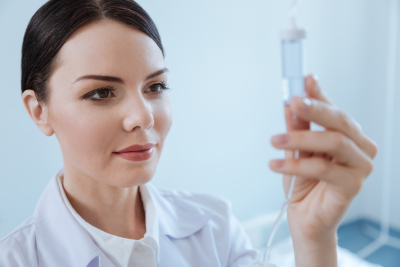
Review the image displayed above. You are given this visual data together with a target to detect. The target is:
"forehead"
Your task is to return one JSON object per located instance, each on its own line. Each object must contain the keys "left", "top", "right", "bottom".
{"left": 52, "top": 19, "right": 165, "bottom": 84}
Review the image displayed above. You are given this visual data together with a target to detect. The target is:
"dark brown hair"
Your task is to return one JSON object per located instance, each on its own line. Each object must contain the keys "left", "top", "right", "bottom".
{"left": 21, "top": 0, "right": 164, "bottom": 104}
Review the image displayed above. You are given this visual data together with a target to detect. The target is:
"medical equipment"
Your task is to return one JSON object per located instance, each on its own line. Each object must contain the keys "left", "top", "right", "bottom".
{"left": 252, "top": 1, "right": 306, "bottom": 266}
{"left": 281, "top": 21, "right": 306, "bottom": 105}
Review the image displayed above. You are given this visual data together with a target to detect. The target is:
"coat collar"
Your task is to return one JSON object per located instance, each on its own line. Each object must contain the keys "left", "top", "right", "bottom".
{"left": 146, "top": 183, "right": 211, "bottom": 239}
{"left": 33, "top": 168, "right": 99, "bottom": 267}
{"left": 33, "top": 168, "right": 211, "bottom": 267}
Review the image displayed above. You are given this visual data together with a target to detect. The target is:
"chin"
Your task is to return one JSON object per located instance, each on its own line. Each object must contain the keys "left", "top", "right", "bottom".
{"left": 101, "top": 157, "right": 158, "bottom": 188}
{"left": 105, "top": 172, "right": 154, "bottom": 188}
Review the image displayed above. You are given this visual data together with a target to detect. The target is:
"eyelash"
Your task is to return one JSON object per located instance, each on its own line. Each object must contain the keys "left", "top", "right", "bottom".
{"left": 83, "top": 82, "right": 170, "bottom": 102}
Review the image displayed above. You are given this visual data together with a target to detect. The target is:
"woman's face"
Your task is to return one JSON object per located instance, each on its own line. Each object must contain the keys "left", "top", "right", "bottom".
{"left": 43, "top": 19, "right": 172, "bottom": 187}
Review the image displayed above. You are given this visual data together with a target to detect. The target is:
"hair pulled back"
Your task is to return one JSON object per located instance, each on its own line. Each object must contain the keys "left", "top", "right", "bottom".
{"left": 22, "top": 0, "right": 164, "bottom": 104}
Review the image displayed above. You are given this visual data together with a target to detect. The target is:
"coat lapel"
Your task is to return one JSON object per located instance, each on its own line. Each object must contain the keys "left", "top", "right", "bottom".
{"left": 147, "top": 183, "right": 212, "bottom": 267}
{"left": 33, "top": 168, "right": 105, "bottom": 267}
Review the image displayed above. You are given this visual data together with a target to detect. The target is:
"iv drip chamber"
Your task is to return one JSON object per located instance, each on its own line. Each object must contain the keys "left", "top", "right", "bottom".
{"left": 280, "top": 24, "right": 306, "bottom": 105}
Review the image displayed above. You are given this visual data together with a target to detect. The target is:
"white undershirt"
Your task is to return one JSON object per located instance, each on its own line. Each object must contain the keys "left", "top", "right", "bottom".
{"left": 57, "top": 173, "right": 159, "bottom": 267}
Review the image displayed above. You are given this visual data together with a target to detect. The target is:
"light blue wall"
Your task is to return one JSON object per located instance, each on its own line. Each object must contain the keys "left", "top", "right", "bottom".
{"left": 359, "top": 0, "right": 400, "bottom": 229}
{"left": 0, "top": 0, "right": 394, "bottom": 238}
{"left": 0, "top": 0, "right": 66, "bottom": 237}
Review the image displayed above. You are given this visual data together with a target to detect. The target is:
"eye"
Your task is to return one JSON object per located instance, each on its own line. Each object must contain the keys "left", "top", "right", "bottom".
{"left": 84, "top": 86, "right": 116, "bottom": 101}
{"left": 145, "top": 82, "right": 170, "bottom": 94}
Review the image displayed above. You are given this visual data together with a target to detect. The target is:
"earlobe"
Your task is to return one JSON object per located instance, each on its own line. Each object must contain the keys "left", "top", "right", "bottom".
{"left": 22, "top": 89, "right": 55, "bottom": 136}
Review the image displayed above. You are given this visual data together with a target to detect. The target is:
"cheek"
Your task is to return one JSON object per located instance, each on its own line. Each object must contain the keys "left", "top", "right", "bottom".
{"left": 154, "top": 96, "right": 172, "bottom": 144}
{"left": 52, "top": 102, "right": 119, "bottom": 166}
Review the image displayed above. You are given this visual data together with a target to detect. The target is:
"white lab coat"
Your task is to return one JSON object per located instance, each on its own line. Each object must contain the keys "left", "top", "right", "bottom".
{"left": 0, "top": 168, "right": 261, "bottom": 267}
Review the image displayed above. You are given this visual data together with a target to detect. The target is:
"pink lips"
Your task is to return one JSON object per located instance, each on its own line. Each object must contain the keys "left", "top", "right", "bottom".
{"left": 113, "top": 143, "right": 155, "bottom": 161}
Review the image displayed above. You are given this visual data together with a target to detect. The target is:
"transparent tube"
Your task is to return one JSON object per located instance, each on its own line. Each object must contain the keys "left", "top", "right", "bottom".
{"left": 261, "top": 33, "right": 306, "bottom": 266}
{"left": 263, "top": 151, "right": 298, "bottom": 264}
{"left": 282, "top": 39, "right": 305, "bottom": 106}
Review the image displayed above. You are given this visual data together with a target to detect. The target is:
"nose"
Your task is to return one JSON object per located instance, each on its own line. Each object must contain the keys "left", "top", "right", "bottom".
{"left": 122, "top": 93, "right": 154, "bottom": 132}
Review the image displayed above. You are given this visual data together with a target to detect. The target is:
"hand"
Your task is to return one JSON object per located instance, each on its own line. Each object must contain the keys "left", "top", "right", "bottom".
{"left": 269, "top": 75, "right": 378, "bottom": 266}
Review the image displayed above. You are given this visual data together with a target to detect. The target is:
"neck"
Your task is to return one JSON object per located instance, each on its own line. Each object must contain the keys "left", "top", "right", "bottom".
{"left": 61, "top": 169, "right": 146, "bottom": 240}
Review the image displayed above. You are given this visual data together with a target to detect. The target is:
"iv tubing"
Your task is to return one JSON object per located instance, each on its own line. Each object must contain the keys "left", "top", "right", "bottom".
{"left": 262, "top": 0, "right": 305, "bottom": 263}
{"left": 289, "top": 0, "right": 303, "bottom": 19}
{"left": 263, "top": 149, "right": 299, "bottom": 263}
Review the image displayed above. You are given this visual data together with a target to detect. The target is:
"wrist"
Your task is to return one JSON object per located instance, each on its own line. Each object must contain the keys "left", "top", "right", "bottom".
{"left": 291, "top": 232, "right": 338, "bottom": 267}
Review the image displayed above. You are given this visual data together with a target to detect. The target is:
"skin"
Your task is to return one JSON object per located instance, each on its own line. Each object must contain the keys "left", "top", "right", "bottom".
{"left": 21, "top": 19, "right": 377, "bottom": 265}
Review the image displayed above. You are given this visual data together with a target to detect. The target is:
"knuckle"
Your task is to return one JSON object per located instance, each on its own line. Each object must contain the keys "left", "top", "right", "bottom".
{"left": 351, "top": 177, "right": 364, "bottom": 195}
{"left": 331, "top": 132, "right": 347, "bottom": 150}
{"left": 365, "top": 159, "right": 374, "bottom": 176}
{"left": 361, "top": 136, "right": 378, "bottom": 159}
{"left": 354, "top": 121, "right": 363, "bottom": 132}
{"left": 338, "top": 111, "right": 351, "bottom": 129}
{"left": 370, "top": 140, "right": 378, "bottom": 158}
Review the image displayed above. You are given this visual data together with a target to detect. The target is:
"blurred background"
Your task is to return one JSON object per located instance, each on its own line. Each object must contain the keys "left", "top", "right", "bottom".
{"left": 0, "top": 0, "right": 399, "bottom": 266}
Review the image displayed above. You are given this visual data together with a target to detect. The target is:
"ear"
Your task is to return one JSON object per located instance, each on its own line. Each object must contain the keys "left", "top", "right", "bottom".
{"left": 22, "top": 90, "right": 54, "bottom": 136}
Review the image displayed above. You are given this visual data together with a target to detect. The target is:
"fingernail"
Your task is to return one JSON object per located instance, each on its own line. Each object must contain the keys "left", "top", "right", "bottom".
{"left": 306, "top": 75, "right": 320, "bottom": 93}
{"left": 271, "top": 134, "right": 290, "bottom": 145}
{"left": 270, "top": 159, "right": 285, "bottom": 168}
{"left": 306, "top": 75, "right": 313, "bottom": 87}
{"left": 302, "top": 97, "right": 312, "bottom": 111}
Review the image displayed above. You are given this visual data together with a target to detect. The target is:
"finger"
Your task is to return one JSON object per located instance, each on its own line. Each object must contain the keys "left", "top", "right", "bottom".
{"left": 304, "top": 75, "right": 378, "bottom": 159}
{"left": 269, "top": 157, "right": 364, "bottom": 196}
{"left": 285, "top": 148, "right": 313, "bottom": 161}
{"left": 305, "top": 75, "right": 332, "bottom": 105}
{"left": 312, "top": 152, "right": 330, "bottom": 160}
{"left": 284, "top": 105, "right": 309, "bottom": 132}
{"left": 284, "top": 106, "right": 313, "bottom": 158}
{"left": 271, "top": 131, "right": 373, "bottom": 172}
{"left": 289, "top": 96, "right": 378, "bottom": 159}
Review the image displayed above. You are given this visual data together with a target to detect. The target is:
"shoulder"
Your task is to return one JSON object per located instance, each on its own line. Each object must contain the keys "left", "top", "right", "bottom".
{"left": 0, "top": 216, "right": 38, "bottom": 267}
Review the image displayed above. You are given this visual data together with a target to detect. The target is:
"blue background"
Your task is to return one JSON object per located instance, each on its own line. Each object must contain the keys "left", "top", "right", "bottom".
{"left": 1, "top": 0, "right": 399, "bottom": 238}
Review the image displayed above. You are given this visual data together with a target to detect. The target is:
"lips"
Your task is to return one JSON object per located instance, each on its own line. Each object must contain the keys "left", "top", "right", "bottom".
{"left": 114, "top": 143, "right": 155, "bottom": 153}
{"left": 113, "top": 143, "right": 155, "bottom": 162}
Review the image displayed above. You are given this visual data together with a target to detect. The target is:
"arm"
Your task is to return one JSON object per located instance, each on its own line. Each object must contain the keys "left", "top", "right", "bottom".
{"left": 291, "top": 229, "right": 338, "bottom": 267}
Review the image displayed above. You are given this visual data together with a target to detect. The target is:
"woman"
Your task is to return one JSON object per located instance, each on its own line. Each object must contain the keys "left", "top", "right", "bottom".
{"left": 0, "top": 0, "right": 377, "bottom": 266}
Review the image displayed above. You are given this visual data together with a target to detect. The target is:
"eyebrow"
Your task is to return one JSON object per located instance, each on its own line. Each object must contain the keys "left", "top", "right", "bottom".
{"left": 73, "top": 68, "right": 169, "bottom": 84}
